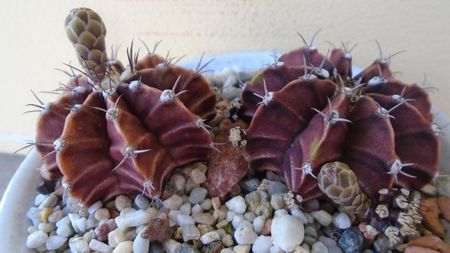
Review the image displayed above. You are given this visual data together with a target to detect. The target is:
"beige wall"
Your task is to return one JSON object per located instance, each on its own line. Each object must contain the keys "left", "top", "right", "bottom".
{"left": 1, "top": 0, "right": 450, "bottom": 153}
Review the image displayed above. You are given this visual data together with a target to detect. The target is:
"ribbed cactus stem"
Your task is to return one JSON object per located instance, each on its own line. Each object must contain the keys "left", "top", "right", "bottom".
{"left": 65, "top": 8, "right": 107, "bottom": 82}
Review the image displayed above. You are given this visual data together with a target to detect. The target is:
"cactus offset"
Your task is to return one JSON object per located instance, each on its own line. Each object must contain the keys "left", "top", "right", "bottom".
{"left": 241, "top": 37, "right": 440, "bottom": 200}
{"left": 33, "top": 8, "right": 216, "bottom": 204}
{"left": 318, "top": 162, "right": 370, "bottom": 217}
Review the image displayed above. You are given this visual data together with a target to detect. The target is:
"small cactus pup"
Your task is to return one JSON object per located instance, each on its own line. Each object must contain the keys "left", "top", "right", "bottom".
{"left": 241, "top": 35, "right": 440, "bottom": 200}
{"left": 32, "top": 7, "right": 216, "bottom": 204}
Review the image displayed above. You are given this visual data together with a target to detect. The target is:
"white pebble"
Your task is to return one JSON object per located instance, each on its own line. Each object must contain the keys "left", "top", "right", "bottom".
{"left": 232, "top": 214, "right": 245, "bottom": 229}
{"left": 39, "top": 194, "right": 58, "bottom": 208}
{"left": 48, "top": 210, "right": 65, "bottom": 223}
{"left": 180, "top": 202, "right": 191, "bottom": 215}
{"left": 56, "top": 216, "right": 70, "bottom": 228}
{"left": 333, "top": 212, "right": 351, "bottom": 229}
{"left": 244, "top": 212, "right": 256, "bottom": 222}
{"left": 311, "top": 210, "right": 332, "bottom": 227}
{"left": 88, "top": 201, "right": 103, "bottom": 214}
{"left": 234, "top": 245, "right": 251, "bottom": 253}
{"left": 163, "top": 194, "right": 183, "bottom": 210}
{"left": 222, "top": 234, "right": 234, "bottom": 247}
{"left": 272, "top": 214, "right": 305, "bottom": 252}
{"left": 26, "top": 207, "right": 41, "bottom": 226}
{"left": 201, "top": 198, "right": 213, "bottom": 210}
{"left": 252, "top": 235, "right": 272, "bottom": 253}
{"left": 177, "top": 214, "right": 195, "bottom": 226}
{"left": 234, "top": 226, "right": 258, "bottom": 244}
{"left": 86, "top": 217, "right": 98, "bottom": 230}
{"left": 290, "top": 209, "right": 308, "bottom": 224}
{"left": 190, "top": 168, "right": 207, "bottom": 184}
{"left": 95, "top": 208, "right": 111, "bottom": 221}
{"left": 72, "top": 217, "right": 87, "bottom": 234}
{"left": 38, "top": 222, "right": 56, "bottom": 233}
{"left": 108, "top": 229, "right": 125, "bottom": 248}
{"left": 113, "top": 241, "right": 132, "bottom": 253}
{"left": 115, "top": 209, "right": 151, "bottom": 230}
{"left": 274, "top": 209, "right": 288, "bottom": 218}
{"left": 225, "top": 196, "right": 246, "bottom": 214}
{"left": 115, "top": 195, "right": 132, "bottom": 211}
{"left": 45, "top": 235, "right": 66, "bottom": 250}
{"left": 56, "top": 224, "right": 74, "bottom": 238}
{"left": 221, "top": 248, "right": 234, "bottom": 253}
{"left": 226, "top": 211, "right": 236, "bottom": 222}
{"left": 182, "top": 224, "right": 201, "bottom": 242}
{"left": 293, "top": 245, "right": 310, "bottom": 253}
{"left": 69, "top": 237, "right": 90, "bottom": 253}
{"left": 133, "top": 230, "right": 149, "bottom": 253}
{"left": 89, "top": 239, "right": 112, "bottom": 253}
{"left": 191, "top": 204, "right": 203, "bottom": 214}
{"left": 27, "top": 226, "right": 37, "bottom": 234}
{"left": 164, "top": 239, "right": 181, "bottom": 253}
{"left": 26, "top": 230, "right": 48, "bottom": 249}
{"left": 34, "top": 194, "right": 47, "bottom": 206}
{"left": 253, "top": 215, "right": 266, "bottom": 234}
{"left": 200, "top": 231, "right": 221, "bottom": 244}
{"left": 270, "top": 245, "right": 284, "bottom": 253}
{"left": 171, "top": 174, "right": 186, "bottom": 192}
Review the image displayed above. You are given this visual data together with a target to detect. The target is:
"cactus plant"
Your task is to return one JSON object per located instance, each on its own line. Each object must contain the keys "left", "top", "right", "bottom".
{"left": 32, "top": 8, "right": 216, "bottom": 204}
{"left": 241, "top": 38, "right": 440, "bottom": 200}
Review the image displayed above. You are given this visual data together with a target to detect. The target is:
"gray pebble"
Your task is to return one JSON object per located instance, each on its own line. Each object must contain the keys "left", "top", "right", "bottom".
{"left": 134, "top": 195, "right": 150, "bottom": 210}
{"left": 190, "top": 187, "right": 208, "bottom": 204}
{"left": 312, "top": 241, "right": 328, "bottom": 253}
{"left": 305, "top": 225, "right": 318, "bottom": 238}
{"left": 338, "top": 227, "right": 363, "bottom": 253}
{"left": 270, "top": 194, "right": 284, "bottom": 210}
{"left": 267, "top": 181, "right": 288, "bottom": 196}
{"left": 303, "top": 235, "right": 317, "bottom": 245}
{"left": 241, "top": 178, "right": 260, "bottom": 192}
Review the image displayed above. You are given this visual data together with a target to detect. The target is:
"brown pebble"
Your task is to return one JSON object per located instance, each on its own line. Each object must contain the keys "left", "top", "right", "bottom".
{"left": 438, "top": 196, "right": 450, "bottom": 221}
{"left": 110, "top": 209, "right": 120, "bottom": 218}
{"left": 142, "top": 216, "right": 170, "bottom": 243}
{"left": 408, "top": 236, "right": 450, "bottom": 253}
{"left": 419, "top": 198, "right": 445, "bottom": 237}
{"left": 262, "top": 218, "right": 272, "bottom": 236}
{"left": 405, "top": 246, "right": 440, "bottom": 253}
{"left": 230, "top": 184, "right": 241, "bottom": 196}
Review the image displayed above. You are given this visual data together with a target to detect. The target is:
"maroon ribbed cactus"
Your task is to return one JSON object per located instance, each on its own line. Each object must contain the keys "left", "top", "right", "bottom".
{"left": 241, "top": 42, "right": 440, "bottom": 200}
{"left": 33, "top": 8, "right": 216, "bottom": 204}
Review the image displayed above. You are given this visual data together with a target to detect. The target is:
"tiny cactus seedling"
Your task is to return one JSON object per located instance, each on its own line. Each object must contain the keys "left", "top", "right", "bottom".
{"left": 32, "top": 8, "right": 216, "bottom": 204}
{"left": 241, "top": 36, "right": 440, "bottom": 200}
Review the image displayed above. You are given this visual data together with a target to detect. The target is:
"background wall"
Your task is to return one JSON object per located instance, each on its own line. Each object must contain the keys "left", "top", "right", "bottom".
{"left": 1, "top": 0, "right": 450, "bottom": 153}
